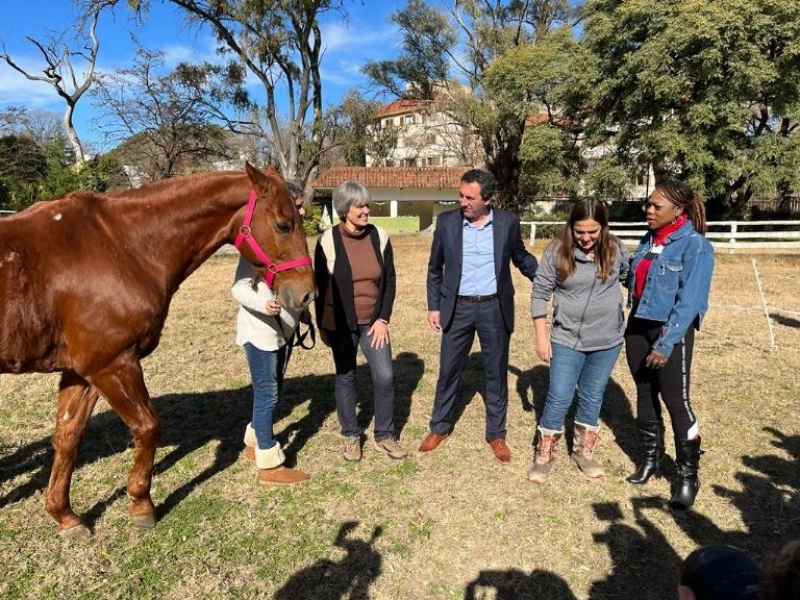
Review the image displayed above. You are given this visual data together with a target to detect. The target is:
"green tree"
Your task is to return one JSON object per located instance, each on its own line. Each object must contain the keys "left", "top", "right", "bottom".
{"left": 581, "top": 0, "right": 800, "bottom": 216}
{"left": 485, "top": 27, "right": 590, "bottom": 199}
{"left": 0, "top": 134, "right": 48, "bottom": 210}
{"left": 363, "top": 0, "right": 576, "bottom": 209}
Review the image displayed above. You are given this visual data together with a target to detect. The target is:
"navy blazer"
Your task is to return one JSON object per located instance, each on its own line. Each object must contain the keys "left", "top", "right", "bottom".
{"left": 426, "top": 207, "right": 538, "bottom": 333}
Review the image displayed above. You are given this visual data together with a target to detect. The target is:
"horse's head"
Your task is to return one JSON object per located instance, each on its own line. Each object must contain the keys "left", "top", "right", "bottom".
{"left": 235, "top": 163, "right": 316, "bottom": 311}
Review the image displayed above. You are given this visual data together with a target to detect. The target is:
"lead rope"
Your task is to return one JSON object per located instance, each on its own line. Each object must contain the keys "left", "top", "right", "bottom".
{"left": 273, "top": 311, "right": 316, "bottom": 378}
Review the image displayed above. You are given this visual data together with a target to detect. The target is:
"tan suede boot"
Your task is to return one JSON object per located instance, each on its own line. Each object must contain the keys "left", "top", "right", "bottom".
{"left": 258, "top": 466, "right": 310, "bottom": 485}
{"left": 570, "top": 422, "right": 604, "bottom": 479}
{"left": 528, "top": 427, "right": 563, "bottom": 483}
{"left": 255, "top": 443, "right": 309, "bottom": 485}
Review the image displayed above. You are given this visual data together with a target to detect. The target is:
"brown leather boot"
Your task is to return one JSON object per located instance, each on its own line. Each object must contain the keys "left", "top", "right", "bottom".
{"left": 528, "top": 427, "right": 563, "bottom": 483}
{"left": 570, "top": 422, "right": 604, "bottom": 479}
{"left": 258, "top": 465, "right": 309, "bottom": 485}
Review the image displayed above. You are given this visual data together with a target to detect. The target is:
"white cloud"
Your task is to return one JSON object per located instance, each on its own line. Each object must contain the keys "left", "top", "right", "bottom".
{"left": 0, "top": 58, "right": 78, "bottom": 110}
{"left": 320, "top": 20, "right": 400, "bottom": 58}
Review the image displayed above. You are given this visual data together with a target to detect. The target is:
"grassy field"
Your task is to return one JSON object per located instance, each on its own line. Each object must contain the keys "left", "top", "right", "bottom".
{"left": 1, "top": 235, "right": 799, "bottom": 600}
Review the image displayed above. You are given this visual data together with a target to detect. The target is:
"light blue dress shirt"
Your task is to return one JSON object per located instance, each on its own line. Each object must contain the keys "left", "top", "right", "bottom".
{"left": 459, "top": 210, "right": 497, "bottom": 296}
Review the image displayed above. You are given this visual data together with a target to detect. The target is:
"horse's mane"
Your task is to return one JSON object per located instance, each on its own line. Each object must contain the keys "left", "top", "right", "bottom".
{"left": 113, "top": 170, "right": 247, "bottom": 201}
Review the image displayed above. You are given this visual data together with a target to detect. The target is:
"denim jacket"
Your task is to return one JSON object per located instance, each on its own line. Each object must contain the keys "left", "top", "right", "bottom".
{"left": 626, "top": 220, "right": 714, "bottom": 358}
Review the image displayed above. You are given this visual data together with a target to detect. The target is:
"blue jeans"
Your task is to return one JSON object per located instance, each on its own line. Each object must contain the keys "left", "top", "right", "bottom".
{"left": 539, "top": 342, "right": 622, "bottom": 431}
{"left": 327, "top": 325, "right": 395, "bottom": 441}
{"left": 244, "top": 343, "right": 286, "bottom": 450}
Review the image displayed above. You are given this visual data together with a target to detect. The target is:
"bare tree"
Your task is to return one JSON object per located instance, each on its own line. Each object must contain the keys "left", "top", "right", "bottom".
{"left": 122, "top": 0, "right": 350, "bottom": 189}
{"left": 0, "top": 2, "right": 109, "bottom": 163}
{"left": 0, "top": 106, "right": 63, "bottom": 146}
{"left": 92, "top": 48, "right": 238, "bottom": 181}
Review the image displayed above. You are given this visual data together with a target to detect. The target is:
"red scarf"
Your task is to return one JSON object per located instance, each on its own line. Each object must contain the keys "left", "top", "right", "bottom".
{"left": 633, "top": 214, "right": 688, "bottom": 300}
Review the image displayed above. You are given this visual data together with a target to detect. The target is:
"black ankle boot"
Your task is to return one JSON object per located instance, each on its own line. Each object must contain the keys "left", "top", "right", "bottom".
{"left": 627, "top": 421, "right": 664, "bottom": 484}
{"left": 670, "top": 436, "right": 702, "bottom": 510}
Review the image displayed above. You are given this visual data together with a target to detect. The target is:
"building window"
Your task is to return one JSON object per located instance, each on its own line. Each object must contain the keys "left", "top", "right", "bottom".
{"left": 404, "top": 158, "right": 416, "bottom": 168}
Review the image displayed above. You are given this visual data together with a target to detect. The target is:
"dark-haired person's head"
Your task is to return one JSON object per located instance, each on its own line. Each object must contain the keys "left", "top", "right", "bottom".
{"left": 678, "top": 544, "right": 760, "bottom": 600}
{"left": 458, "top": 169, "right": 496, "bottom": 224}
{"left": 286, "top": 181, "right": 305, "bottom": 219}
{"left": 647, "top": 179, "right": 707, "bottom": 235}
{"left": 760, "top": 539, "right": 800, "bottom": 600}
{"left": 460, "top": 169, "right": 496, "bottom": 201}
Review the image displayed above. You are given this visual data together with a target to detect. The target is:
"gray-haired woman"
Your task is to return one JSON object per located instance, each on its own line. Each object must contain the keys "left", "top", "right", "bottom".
{"left": 314, "top": 180, "right": 408, "bottom": 462}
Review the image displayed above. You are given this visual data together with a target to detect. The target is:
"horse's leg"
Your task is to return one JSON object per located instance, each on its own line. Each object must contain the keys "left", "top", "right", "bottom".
{"left": 46, "top": 371, "right": 100, "bottom": 539}
{"left": 88, "top": 355, "right": 160, "bottom": 529}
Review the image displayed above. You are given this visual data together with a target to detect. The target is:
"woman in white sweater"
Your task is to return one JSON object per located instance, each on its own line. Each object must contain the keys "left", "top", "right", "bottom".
{"left": 231, "top": 183, "right": 309, "bottom": 485}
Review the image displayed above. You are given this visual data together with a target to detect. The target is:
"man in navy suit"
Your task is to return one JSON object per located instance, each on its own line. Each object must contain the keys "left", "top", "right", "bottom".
{"left": 421, "top": 169, "right": 538, "bottom": 463}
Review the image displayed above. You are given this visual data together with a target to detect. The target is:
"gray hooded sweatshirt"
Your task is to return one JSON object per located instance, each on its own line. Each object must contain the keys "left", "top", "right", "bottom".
{"left": 531, "top": 238, "right": 630, "bottom": 351}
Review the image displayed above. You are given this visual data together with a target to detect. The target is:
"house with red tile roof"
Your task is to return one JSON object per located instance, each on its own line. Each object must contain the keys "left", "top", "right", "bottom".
{"left": 312, "top": 166, "right": 471, "bottom": 231}
{"left": 311, "top": 98, "right": 655, "bottom": 232}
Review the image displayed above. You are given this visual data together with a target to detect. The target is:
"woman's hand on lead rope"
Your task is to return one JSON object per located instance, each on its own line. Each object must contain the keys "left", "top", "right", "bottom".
{"left": 369, "top": 319, "right": 389, "bottom": 349}
{"left": 265, "top": 299, "right": 282, "bottom": 316}
{"left": 645, "top": 348, "right": 668, "bottom": 369}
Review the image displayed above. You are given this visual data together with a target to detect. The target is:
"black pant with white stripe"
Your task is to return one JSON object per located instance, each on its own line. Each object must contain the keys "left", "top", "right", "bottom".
{"left": 624, "top": 316, "right": 698, "bottom": 440}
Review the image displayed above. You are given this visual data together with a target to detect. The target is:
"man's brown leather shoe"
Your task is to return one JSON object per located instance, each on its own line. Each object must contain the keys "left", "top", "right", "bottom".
{"left": 419, "top": 432, "right": 449, "bottom": 453}
{"left": 489, "top": 438, "right": 511, "bottom": 463}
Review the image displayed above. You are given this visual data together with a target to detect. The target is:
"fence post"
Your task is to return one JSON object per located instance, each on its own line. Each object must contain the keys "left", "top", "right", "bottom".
{"left": 529, "top": 223, "right": 537, "bottom": 246}
{"left": 728, "top": 222, "right": 737, "bottom": 254}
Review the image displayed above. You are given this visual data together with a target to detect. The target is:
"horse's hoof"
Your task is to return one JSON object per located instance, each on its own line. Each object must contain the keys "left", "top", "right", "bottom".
{"left": 131, "top": 512, "right": 156, "bottom": 529}
{"left": 58, "top": 524, "right": 91, "bottom": 541}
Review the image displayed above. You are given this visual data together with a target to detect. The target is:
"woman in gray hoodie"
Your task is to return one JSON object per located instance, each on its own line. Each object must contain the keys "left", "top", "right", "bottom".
{"left": 528, "top": 198, "right": 630, "bottom": 483}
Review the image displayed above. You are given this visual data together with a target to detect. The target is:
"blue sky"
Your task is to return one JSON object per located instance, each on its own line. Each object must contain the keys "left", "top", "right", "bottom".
{"left": 0, "top": 0, "right": 406, "bottom": 151}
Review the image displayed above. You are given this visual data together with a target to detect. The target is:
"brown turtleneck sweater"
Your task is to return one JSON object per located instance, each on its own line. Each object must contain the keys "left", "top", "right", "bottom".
{"left": 340, "top": 224, "right": 381, "bottom": 324}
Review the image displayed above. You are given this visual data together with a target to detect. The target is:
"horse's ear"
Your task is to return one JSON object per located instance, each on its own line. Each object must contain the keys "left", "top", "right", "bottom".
{"left": 245, "top": 162, "right": 271, "bottom": 193}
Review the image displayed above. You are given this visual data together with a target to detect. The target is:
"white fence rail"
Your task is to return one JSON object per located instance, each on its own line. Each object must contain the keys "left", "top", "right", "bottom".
{"left": 522, "top": 220, "right": 800, "bottom": 252}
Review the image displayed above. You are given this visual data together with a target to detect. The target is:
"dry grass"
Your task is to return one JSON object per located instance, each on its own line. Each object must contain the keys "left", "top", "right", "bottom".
{"left": 1, "top": 235, "right": 799, "bottom": 600}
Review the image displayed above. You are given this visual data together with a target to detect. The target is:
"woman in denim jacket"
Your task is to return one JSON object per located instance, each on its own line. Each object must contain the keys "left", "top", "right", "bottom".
{"left": 625, "top": 180, "right": 714, "bottom": 510}
{"left": 528, "top": 198, "right": 630, "bottom": 483}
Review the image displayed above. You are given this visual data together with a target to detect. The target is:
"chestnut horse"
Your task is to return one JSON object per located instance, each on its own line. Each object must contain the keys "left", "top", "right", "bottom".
{"left": 0, "top": 163, "right": 315, "bottom": 538}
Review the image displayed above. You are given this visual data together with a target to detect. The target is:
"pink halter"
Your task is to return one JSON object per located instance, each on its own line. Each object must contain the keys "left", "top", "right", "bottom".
{"left": 234, "top": 190, "right": 312, "bottom": 288}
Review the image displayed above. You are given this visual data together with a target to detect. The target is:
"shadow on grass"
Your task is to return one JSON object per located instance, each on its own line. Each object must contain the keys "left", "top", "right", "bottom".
{"left": 770, "top": 311, "right": 800, "bottom": 328}
{"left": 586, "top": 427, "right": 800, "bottom": 598}
{"left": 510, "top": 363, "right": 638, "bottom": 461}
{"left": 668, "top": 426, "right": 800, "bottom": 559}
{"left": 0, "top": 374, "right": 331, "bottom": 526}
{"left": 588, "top": 498, "right": 682, "bottom": 600}
{"left": 0, "top": 352, "right": 424, "bottom": 529}
{"left": 337, "top": 350, "right": 424, "bottom": 439}
{"left": 273, "top": 520, "right": 382, "bottom": 600}
{"left": 434, "top": 352, "right": 495, "bottom": 437}
{"left": 464, "top": 568, "right": 578, "bottom": 599}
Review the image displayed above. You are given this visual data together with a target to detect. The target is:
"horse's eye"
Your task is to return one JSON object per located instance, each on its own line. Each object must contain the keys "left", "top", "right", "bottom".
{"left": 276, "top": 222, "right": 291, "bottom": 234}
